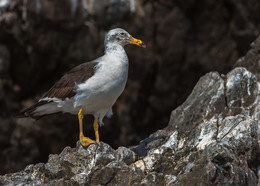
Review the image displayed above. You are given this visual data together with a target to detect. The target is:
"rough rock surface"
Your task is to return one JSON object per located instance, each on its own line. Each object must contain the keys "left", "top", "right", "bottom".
{"left": 1, "top": 0, "right": 260, "bottom": 176}
{"left": 1, "top": 65, "right": 259, "bottom": 185}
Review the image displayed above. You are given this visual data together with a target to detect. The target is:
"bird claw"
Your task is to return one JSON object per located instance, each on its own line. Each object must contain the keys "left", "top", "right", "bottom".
{"left": 80, "top": 136, "right": 97, "bottom": 147}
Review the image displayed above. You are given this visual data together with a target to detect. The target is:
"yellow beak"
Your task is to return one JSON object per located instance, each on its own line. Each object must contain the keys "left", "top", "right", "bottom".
{"left": 129, "top": 37, "right": 146, "bottom": 48}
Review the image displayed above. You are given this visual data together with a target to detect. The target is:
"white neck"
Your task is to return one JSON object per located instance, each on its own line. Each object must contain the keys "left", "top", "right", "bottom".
{"left": 104, "top": 43, "right": 128, "bottom": 64}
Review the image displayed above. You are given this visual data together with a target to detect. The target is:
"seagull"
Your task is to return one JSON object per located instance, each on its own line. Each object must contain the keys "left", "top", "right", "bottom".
{"left": 17, "top": 28, "right": 146, "bottom": 146}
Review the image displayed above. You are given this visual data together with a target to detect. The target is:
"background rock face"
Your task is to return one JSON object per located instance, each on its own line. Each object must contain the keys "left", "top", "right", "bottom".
{"left": 0, "top": 0, "right": 260, "bottom": 176}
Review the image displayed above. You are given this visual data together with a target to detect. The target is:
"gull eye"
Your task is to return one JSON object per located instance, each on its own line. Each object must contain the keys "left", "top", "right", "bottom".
{"left": 120, "top": 32, "right": 125, "bottom": 36}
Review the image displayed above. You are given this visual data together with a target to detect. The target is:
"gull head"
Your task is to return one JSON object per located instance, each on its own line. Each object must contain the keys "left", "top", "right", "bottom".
{"left": 104, "top": 28, "right": 146, "bottom": 48}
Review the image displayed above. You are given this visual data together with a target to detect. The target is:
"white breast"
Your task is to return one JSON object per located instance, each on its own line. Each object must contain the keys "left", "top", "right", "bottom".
{"left": 74, "top": 46, "right": 129, "bottom": 115}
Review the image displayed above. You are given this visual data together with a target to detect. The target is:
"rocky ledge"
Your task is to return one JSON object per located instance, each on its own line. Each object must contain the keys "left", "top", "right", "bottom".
{"left": 0, "top": 65, "right": 259, "bottom": 185}
{"left": 1, "top": 40, "right": 260, "bottom": 185}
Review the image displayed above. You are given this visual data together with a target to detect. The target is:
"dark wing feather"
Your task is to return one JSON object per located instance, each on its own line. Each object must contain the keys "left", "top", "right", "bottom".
{"left": 16, "top": 61, "right": 98, "bottom": 119}
{"left": 43, "top": 61, "right": 98, "bottom": 100}
{"left": 15, "top": 101, "right": 50, "bottom": 119}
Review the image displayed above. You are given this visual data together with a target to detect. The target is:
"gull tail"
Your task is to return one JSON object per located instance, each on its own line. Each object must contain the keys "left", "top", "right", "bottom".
{"left": 15, "top": 101, "right": 58, "bottom": 119}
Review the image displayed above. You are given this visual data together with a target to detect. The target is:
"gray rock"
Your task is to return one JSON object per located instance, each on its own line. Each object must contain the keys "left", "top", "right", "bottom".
{"left": 116, "top": 146, "right": 137, "bottom": 165}
{"left": 1, "top": 66, "right": 259, "bottom": 185}
{"left": 1, "top": 0, "right": 260, "bottom": 175}
{"left": 0, "top": 0, "right": 260, "bottom": 184}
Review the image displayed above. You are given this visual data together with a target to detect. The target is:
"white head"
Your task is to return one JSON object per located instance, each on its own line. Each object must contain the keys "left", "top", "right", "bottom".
{"left": 104, "top": 28, "right": 146, "bottom": 49}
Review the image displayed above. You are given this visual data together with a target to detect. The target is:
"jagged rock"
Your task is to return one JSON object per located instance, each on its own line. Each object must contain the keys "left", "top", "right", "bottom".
{"left": 234, "top": 36, "right": 260, "bottom": 80}
{"left": 0, "top": 142, "right": 142, "bottom": 185}
{"left": 1, "top": 66, "right": 259, "bottom": 185}
{"left": 1, "top": 0, "right": 260, "bottom": 177}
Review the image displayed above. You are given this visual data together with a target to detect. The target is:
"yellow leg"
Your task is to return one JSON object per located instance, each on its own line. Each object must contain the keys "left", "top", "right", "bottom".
{"left": 78, "top": 108, "right": 95, "bottom": 146}
{"left": 93, "top": 118, "right": 100, "bottom": 142}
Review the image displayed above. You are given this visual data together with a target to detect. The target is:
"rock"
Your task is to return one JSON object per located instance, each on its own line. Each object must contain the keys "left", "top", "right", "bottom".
{"left": 0, "top": 44, "right": 10, "bottom": 78}
{"left": 116, "top": 146, "right": 137, "bottom": 165}
{"left": 234, "top": 36, "right": 260, "bottom": 80}
{"left": 1, "top": 0, "right": 260, "bottom": 178}
{"left": 26, "top": 0, "right": 87, "bottom": 28}
{"left": 0, "top": 142, "right": 140, "bottom": 185}
{"left": 1, "top": 66, "right": 259, "bottom": 185}
{"left": 0, "top": 0, "right": 10, "bottom": 9}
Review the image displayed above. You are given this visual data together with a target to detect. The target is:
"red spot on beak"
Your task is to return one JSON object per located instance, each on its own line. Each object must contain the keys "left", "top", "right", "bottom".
{"left": 141, "top": 42, "right": 146, "bottom": 48}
